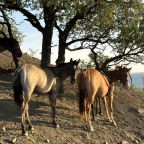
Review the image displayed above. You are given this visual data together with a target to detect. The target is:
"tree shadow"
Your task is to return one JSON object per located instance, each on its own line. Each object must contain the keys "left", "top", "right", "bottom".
{"left": 0, "top": 99, "right": 19, "bottom": 122}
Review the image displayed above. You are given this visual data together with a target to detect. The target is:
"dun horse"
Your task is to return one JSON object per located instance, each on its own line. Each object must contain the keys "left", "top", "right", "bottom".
{"left": 13, "top": 59, "right": 80, "bottom": 136}
{"left": 0, "top": 37, "right": 22, "bottom": 68}
{"left": 78, "top": 66, "right": 131, "bottom": 131}
{"left": 91, "top": 66, "right": 132, "bottom": 119}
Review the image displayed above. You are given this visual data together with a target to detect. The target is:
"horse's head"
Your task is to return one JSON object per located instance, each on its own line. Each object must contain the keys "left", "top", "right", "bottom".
{"left": 117, "top": 66, "right": 132, "bottom": 89}
{"left": 10, "top": 39, "right": 22, "bottom": 58}
{"left": 70, "top": 58, "right": 80, "bottom": 84}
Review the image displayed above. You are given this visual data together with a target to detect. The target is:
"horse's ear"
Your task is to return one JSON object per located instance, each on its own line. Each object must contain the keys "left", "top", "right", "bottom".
{"left": 77, "top": 59, "right": 81, "bottom": 64}
{"left": 128, "top": 67, "right": 132, "bottom": 72}
{"left": 70, "top": 58, "right": 73, "bottom": 62}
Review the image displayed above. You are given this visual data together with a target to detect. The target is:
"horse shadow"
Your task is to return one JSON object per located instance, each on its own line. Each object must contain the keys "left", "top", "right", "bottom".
{"left": 0, "top": 71, "right": 81, "bottom": 130}
{"left": 0, "top": 98, "right": 53, "bottom": 124}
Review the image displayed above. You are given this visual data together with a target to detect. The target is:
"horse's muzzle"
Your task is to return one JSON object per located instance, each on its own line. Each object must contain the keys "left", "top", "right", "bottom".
{"left": 17, "top": 52, "right": 22, "bottom": 58}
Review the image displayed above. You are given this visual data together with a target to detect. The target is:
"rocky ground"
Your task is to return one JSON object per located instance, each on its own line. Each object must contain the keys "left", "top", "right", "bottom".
{"left": 0, "top": 51, "right": 144, "bottom": 144}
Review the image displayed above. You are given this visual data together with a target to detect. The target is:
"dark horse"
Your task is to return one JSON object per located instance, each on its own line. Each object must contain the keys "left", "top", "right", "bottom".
{"left": 78, "top": 66, "right": 131, "bottom": 131}
{"left": 91, "top": 66, "right": 132, "bottom": 120}
{"left": 0, "top": 38, "right": 22, "bottom": 68}
{"left": 49, "top": 58, "right": 80, "bottom": 93}
{"left": 13, "top": 59, "right": 80, "bottom": 136}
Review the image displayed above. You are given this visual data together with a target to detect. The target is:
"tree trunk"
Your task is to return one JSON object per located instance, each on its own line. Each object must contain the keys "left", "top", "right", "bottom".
{"left": 41, "top": 28, "right": 53, "bottom": 68}
{"left": 56, "top": 34, "right": 66, "bottom": 65}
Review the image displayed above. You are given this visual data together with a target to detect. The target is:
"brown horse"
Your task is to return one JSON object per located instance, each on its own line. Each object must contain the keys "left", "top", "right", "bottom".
{"left": 0, "top": 37, "right": 22, "bottom": 68}
{"left": 13, "top": 59, "right": 80, "bottom": 136}
{"left": 78, "top": 66, "right": 131, "bottom": 131}
{"left": 91, "top": 66, "right": 132, "bottom": 119}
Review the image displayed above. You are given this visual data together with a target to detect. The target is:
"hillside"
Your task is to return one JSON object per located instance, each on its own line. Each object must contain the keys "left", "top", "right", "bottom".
{"left": 0, "top": 51, "right": 144, "bottom": 144}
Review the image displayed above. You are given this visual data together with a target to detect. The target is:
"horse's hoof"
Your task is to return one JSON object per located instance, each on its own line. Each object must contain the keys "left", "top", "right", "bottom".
{"left": 22, "top": 131, "right": 28, "bottom": 137}
{"left": 99, "top": 112, "right": 102, "bottom": 115}
{"left": 84, "top": 125, "right": 90, "bottom": 131}
{"left": 54, "top": 124, "right": 59, "bottom": 129}
{"left": 84, "top": 125, "right": 88, "bottom": 130}
{"left": 113, "top": 121, "right": 117, "bottom": 126}
{"left": 28, "top": 126, "right": 35, "bottom": 134}
{"left": 91, "top": 117, "right": 96, "bottom": 121}
{"left": 90, "top": 127, "right": 94, "bottom": 132}
{"left": 56, "top": 124, "right": 59, "bottom": 129}
{"left": 108, "top": 119, "right": 112, "bottom": 123}
{"left": 31, "top": 129, "right": 35, "bottom": 134}
{"left": 28, "top": 126, "right": 34, "bottom": 131}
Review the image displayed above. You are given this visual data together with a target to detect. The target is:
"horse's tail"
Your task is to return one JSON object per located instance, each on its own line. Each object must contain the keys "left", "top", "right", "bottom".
{"left": 78, "top": 71, "right": 86, "bottom": 118}
{"left": 13, "top": 67, "right": 23, "bottom": 106}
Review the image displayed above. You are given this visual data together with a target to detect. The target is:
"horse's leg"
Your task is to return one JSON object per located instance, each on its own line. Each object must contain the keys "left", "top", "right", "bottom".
{"left": 87, "top": 102, "right": 94, "bottom": 131}
{"left": 48, "top": 93, "right": 59, "bottom": 128}
{"left": 25, "top": 104, "right": 34, "bottom": 133}
{"left": 108, "top": 88, "right": 116, "bottom": 125}
{"left": 98, "top": 96, "right": 102, "bottom": 115}
{"left": 84, "top": 99, "right": 88, "bottom": 129}
{"left": 21, "top": 90, "right": 33, "bottom": 136}
{"left": 86, "top": 93, "right": 95, "bottom": 131}
{"left": 21, "top": 102, "right": 29, "bottom": 136}
{"left": 95, "top": 97, "right": 98, "bottom": 115}
{"left": 91, "top": 104, "right": 95, "bottom": 120}
{"left": 96, "top": 97, "right": 101, "bottom": 115}
{"left": 102, "top": 96, "right": 111, "bottom": 122}
{"left": 91, "top": 96, "right": 100, "bottom": 121}
{"left": 12, "top": 53, "right": 19, "bottom": 68}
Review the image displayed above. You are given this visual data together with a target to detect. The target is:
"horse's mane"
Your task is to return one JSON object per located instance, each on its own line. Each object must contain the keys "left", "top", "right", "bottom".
{"left": 0, "top": 37, "right": 18, "bottom": 42}
{"left": 115, "top": 65, "right": 129, "bottom": 71}
{"left": 55, "top": 60, "right": 79, "bottom": 68}
{"left": 0, "top": 38, "right": 18, "bottom": 48}
{"left": 56, "top": 63, "right": 68, "bottom": 68}
{"left": 106, "top": 65, "right": 128, "bottom": 72}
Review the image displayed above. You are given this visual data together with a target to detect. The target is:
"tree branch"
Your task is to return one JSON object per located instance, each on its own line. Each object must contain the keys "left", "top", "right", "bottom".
{"left": 3, "top": 3, "right": 44, "bottom": 32}
{"left": 0, "top": 9, "right": 13, "bottom": 38}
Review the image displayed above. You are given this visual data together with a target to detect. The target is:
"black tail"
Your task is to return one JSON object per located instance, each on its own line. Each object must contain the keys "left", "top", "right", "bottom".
{"left": 78, "top": 72, "right": 86, "bottom": 117}
{"left": 13, "top": 70, "right": 23, "bottom": 106}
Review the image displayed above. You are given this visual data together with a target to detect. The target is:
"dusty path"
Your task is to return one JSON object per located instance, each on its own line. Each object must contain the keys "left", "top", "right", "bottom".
{"left": 0, "top": 52, "right": 144, "bottom": 144}
{"left": 0, "top": 73, "right": 144, "bottom": 144}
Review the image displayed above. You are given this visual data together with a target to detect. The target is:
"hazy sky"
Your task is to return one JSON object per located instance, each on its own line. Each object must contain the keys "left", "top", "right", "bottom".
{"left": 14, "top": 12, "right": 144, "bottom": 73}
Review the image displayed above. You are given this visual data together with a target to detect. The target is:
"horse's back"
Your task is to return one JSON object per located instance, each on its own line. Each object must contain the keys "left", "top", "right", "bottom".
{"left": 79, "top": 68, "right": 109, "bottom": 98}
{"left": 89, "top": 68, "right": 109, "bottom": 97}
{"left": 19, "top": 64, "right": 55, "bottom": 93}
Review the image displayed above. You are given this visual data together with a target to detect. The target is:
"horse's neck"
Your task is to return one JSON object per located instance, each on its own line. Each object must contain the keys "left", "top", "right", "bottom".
{"left": 0, "top": 39, "right": 12, "bottom": 52}
{"left": 51, "top": 66, "right": 69, "bottom": 80}
{"left": 107, "top": 70, "right": 120, "bottom": 82}
{"left": 0, "top": 45, "right": 8, "bottom": 53}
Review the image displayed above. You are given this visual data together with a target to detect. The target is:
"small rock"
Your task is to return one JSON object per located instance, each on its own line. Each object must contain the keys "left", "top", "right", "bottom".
{"left": 121, "top": 140, "right": 129, "bottom": 144}
{"left": 0, "top": 139, "right": 4, "bottom": 144}
{"left": 138, "top": 108, "right": 144, "bottom": 115}
{"left": 46, "top": 139, "right": 50, "bottom": 143}
{"left": 135, "top": 140, "right": 139, "bottom": 144}
{"left": 104, "top": 141, "right": 109, "bottom": 144}
{"left": 27, "top": 136, "right": 35, "bottom": 143}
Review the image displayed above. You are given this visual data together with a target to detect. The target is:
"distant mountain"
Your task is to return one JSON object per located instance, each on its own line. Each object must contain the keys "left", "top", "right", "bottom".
{"left": 131, "top": 72, "right": 144, "bottom": 88}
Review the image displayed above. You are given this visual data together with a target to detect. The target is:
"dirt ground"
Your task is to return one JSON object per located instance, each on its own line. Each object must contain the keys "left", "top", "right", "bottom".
{"left": 0, "top": 51, "right": 144, "bottom": 144}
